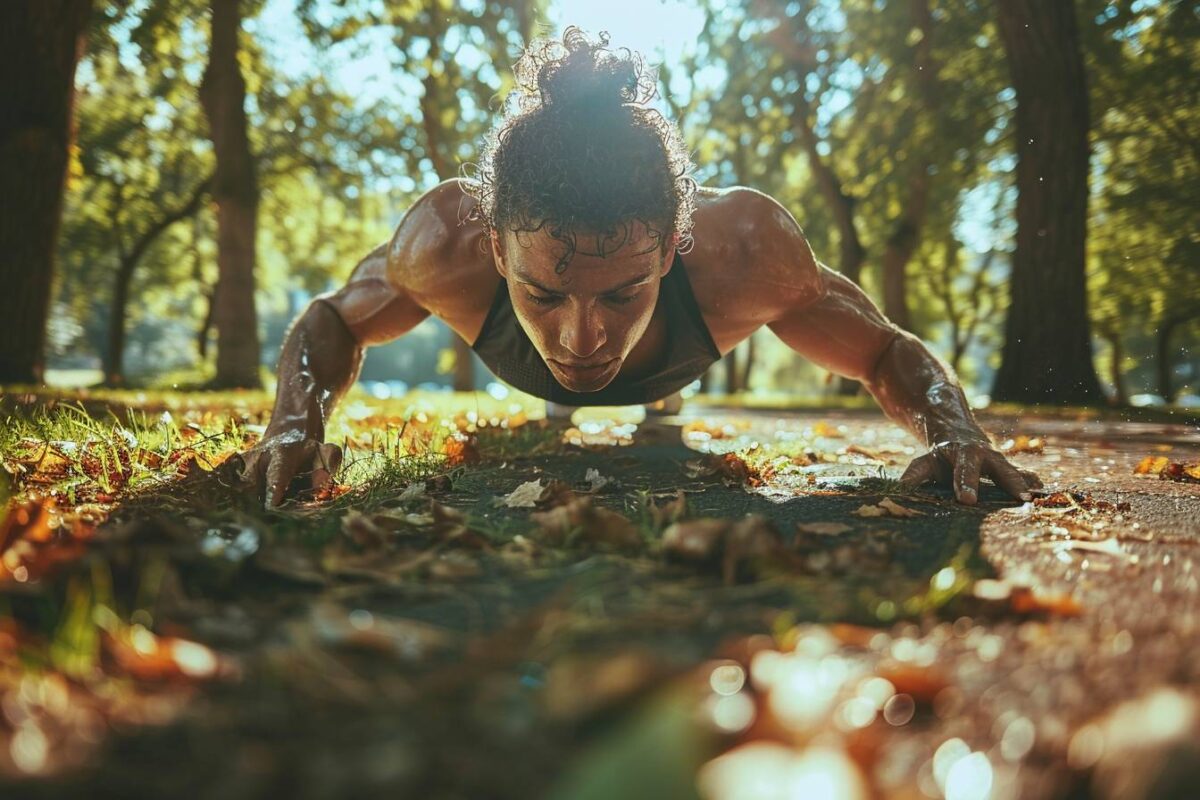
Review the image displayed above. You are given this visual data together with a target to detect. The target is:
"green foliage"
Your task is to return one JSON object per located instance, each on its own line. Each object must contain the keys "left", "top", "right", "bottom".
{"left": 1086, "top": 0, "right": 1200, "bottom": 390}
{"left": 48, "top": 0, "right": 1192, "bottom": 400}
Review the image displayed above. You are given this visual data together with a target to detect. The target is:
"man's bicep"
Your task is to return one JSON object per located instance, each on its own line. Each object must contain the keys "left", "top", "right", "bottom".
{"left": 319, "top": 243, "right": 430, "bottom": 347}
{"left": 766, "top": 264, "right": 900, "bottom": 382}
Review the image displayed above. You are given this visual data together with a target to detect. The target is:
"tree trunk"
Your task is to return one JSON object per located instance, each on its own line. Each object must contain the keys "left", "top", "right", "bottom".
{"left": 992, "top": 0, "right": 1103, "bottom": 405}
{"left": 880, "top": 0, "right": 939, "bottom": 334}
{"left": 881, "top": 208, "right": 922, "bottom": 333}
{"left": 420, "top": 47, "right": 475, "bottom": 393}
{"left": 788, "top": 99, "right": 867, "bottom": 397}
{"left": 198, "top": 289, "right": 216, "bottom": 359}
{"left": 740, "top": 333, "right": 756, "bottom": 392}
{"left": 1155, "top": 316, "right": 1181, "bottom": 404}
{"left": 105, "top": 255, "right": 136, "bottom": 385}
{"left": 105, "top": 178, "right": 209, "bottom": 385}
{"left": 788, "top": 100, "right": 865, "bottom": 286}
{"left": 724, "top": 348, "right": 741, "bottom": 394}
{"left": 1100, "top": 327, "right": 1127, "bottom": 406}
{"left": 200, "top": 0, "right": 262, "bottom": 389}
{"left": 0, "top": 0, "right": 93, "bottom": 384}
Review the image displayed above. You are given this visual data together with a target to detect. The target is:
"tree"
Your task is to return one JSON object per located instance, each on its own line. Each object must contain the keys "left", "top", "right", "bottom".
{"left": 298, "top": 0, "right": 547, "bottom": 392}
{"left": 991, "top": 0, "right": 1104, "bottom": 405}
{"left": 0, "top": 0, "right": 95, "bottom": 384}
{"left": 1086, "top": 0, "right": 1200, "bottom": 403}
{"left": 201, "top": 0, "right": 263, "bottom": 389}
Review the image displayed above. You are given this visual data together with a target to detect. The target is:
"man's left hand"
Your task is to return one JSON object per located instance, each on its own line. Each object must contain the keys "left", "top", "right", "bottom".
{"left": 899, "top": 440, "right": 1043, "bottom": 505}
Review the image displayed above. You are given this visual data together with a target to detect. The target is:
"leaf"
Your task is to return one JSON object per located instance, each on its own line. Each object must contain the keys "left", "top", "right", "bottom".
{"left": 795, "top": 521, "right": 852, "bottom": 536}
{"left": 308, "top": 602, "right": 452, "bottom": 661}
{"left": 851, "top": 503, "right": 888, "bottom": 518}
{"left": 1160, "top": 461, "right": 1200, "bottom": 483}
{"left": 649, "top": 490, "right": 688, "bottom": 530}
{"left": 662, "top": 516, "right": 785, "bottom": 584}
{"left": 582, "top": 467, "right": 616, "bottom": 493}
{"left": 1000, "top": 435, "right": 1045, "bottom": 454}
{"left": 442, "top": 434, "right": 481, "bottom": 466}
{"left": 531, "top": 497, "right": 643, "bottom": 553}
{"left": 852, "top": 497, "right": 923, "bottom": 518}
{"left": 661, "top": 519, "right": 729, "bottom": 563}
{"left": 500, "top": 479, "right": 551, "bottom": 508}
{"left": 398, "top": 482, "right": 426, "bottom": 502}
{"left": 1009, "top": 586, "right": 1083, "bottom": 616}
{"left": 1133, "top": 455, "right": 1170, "bottom": 475}
{"left": 683, "top": 452, "right": 753, "bottom": 486}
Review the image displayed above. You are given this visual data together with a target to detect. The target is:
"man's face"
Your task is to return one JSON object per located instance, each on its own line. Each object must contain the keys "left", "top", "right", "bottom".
{"left": 490, "top": 222, "right": 676, "bottom": 393}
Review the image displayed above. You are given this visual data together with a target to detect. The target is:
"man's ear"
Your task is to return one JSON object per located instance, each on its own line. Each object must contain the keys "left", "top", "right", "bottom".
{"left": 489, "top": 230, "right": 509, "bottom": 279}
{"left": 660, "top": 234, "right": 678, "bottom": 278}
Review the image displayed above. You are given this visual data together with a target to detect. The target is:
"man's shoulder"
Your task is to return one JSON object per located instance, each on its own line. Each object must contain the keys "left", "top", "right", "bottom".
{"left": 384, "top": 179, "right": 496, "bottom": 294}
{"left": 687, "top": 186, "right": 824, "bottom": 320}
{"left": 382, "top": 179, "right": 499, "bottom": 332}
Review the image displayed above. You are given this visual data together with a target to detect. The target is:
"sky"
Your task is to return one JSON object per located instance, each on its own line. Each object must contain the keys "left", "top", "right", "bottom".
{"left": 256, "top": 0, "right": 712, "bottom": 108}
{"left": 250, "top": 0, "right": 998, "bottom": 253}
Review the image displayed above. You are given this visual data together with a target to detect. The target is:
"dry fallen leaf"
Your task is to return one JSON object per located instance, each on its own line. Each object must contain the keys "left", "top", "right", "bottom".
{"left": 1009, "top": 586, "right": 1084, "bottom": 616}
{"left": 683, "top": 452, "right": 754, "bottom": 486}
{"left": 1135, "top": 455, "right": 1200, "bottom": 483}
{"left": 662, "top": 515, "right": 785, "bottom": 584}
{"left": 852, "top": 497, "right": 923, "bottom": 519}
{"left": 308, "top": 602, "right": 452, "bottom": 661}
{"left": 879, "top": 497, "right": 923, "bottom": 516}
{"left": 811, "top": 421, "right": 843, "bottom": 438}
{"left": 844, "top": 443, "right": 886, "bottom": 462}
{"left": 649, "top": 490, "right": 688, "bottom": 530}
{"left": 1133, "top": 455, "right": 1170, "bottom": 476}
{"left": 497, "top": 479, "right": 572, "bottom": 509}
{"left": 1000, "top": 435, "right": 1045, "bottom": 454}
{"left": 661, "top": 519, "right": 729, "bottom": 563}
{"left": 442, "top": 434, "right": 481, "bottom": 466}
{"left": 795, "top": 521, "right": 853, "bottom": 536}
{"left": 851, "top": 503, "right": 888, "bottom": 518}
{"left": 530, "top": 496, "right": 643, "bottom": 553}
{"left": 582, "top": 468, "right": 616, "bottom": 493}
{"left": 501, "top": 479, "right": 548, "bottom": 508}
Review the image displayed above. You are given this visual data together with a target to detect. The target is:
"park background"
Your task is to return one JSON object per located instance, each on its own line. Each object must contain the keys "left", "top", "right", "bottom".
{"left": 3, "top": 0, "right": 1196, "bottom": 411}
{"left": 3, "top": 3, "right": 1200, "bottom": 797}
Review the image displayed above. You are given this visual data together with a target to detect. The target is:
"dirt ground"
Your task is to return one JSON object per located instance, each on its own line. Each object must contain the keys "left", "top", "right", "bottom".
{"left": 2, "top": 404, "right": 1197, "bottom": 800}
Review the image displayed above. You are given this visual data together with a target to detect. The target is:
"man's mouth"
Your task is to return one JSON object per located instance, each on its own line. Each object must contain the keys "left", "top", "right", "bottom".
{"left": 549, "top": 358, "right": 619, "bottom": 385}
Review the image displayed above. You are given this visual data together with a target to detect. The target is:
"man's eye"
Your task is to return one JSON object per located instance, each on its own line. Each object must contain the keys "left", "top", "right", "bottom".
{"left": 524, "top": 292, "right": 560, "bottom": 306}
{"left": 606, "top": 292, "right": 640, "bottom": 306}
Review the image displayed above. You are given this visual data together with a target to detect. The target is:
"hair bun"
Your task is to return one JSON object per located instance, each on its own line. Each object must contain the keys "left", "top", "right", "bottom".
{"left": 517, "top": 27, "right": 657, "bottom": 114}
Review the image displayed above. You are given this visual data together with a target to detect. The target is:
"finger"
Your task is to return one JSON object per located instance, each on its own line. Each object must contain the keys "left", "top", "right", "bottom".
{"left": 309, "top": 443, "right": 343, "bottom": 490}
{"left": 1018, "top": 468, "right": 1044, "bottom": 490}
{"left": 217, "top": 452, "right": 249, "bottom": 488}
{"left": 265, "top": 441, "right": 315, "bottom": 509}
{"left": 984, "top": 454, "right": 1033, "bottom": 502}
{"left": 953, "top": 446, "right": 983, "bottom": 505}
{"left": 899, "top": 453, "right": 940, "bottom": 488}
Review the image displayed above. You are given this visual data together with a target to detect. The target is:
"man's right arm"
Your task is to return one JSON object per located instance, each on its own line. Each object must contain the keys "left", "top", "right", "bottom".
{"left": 237, "top": 241, "right": 431, "bottom": 508}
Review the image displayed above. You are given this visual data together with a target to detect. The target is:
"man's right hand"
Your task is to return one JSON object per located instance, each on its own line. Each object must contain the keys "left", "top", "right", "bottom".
{"left": 229, "top": 429, "right": 343, "bottom": 509}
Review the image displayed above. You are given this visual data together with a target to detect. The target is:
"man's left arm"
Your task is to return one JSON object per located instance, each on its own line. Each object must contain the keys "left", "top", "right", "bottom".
{"left": 766, "top": 257, "right": 1042, "bottom": 505}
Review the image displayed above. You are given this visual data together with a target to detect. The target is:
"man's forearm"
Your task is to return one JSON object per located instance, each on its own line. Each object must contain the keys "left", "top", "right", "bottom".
{"left": 264, "top": 298, "right": 364, "bottom": 441}
{"left": 864, "top": 332, "right": 989, "bottom": 447}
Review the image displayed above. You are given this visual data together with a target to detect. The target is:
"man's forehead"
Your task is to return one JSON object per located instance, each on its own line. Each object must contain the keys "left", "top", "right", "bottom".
{"left": 501, "top": 222, "right": 665, "bottom": 261}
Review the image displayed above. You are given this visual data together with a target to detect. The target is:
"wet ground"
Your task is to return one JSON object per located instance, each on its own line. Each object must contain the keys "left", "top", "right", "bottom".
{"left": 2, "top": 405, "right": 1197, "bottom": 799}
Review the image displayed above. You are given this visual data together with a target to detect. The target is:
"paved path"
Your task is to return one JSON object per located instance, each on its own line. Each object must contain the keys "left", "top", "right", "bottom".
{"left": 5, "top": 407, "right": 1197, "bottom": 800}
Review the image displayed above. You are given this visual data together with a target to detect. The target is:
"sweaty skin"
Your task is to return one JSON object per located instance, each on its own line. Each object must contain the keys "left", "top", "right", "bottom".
{"left": 236, "top": 178, "right": 1042, "bottom": 508}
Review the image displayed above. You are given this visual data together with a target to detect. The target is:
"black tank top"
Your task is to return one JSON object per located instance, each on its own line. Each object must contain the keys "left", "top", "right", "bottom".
{"left": 471, "top": 252, "right": 722, "bottom": 405}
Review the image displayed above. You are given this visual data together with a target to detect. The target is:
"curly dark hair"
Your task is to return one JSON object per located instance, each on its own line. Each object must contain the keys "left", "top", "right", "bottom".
{"left": 462, "top": 27, "right": 697, "bottom": 273}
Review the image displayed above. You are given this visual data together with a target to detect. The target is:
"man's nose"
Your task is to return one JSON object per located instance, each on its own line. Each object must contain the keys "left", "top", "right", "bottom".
{"left": 559, "top": 303, "right": 606, "bottom": 359}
